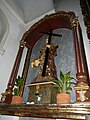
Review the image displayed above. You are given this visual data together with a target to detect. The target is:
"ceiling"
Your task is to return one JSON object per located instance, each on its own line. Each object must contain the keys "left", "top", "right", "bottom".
{"left": 4, "top": 0, "right": 55, "bottom": 24}
{"left": 3, "top": 0, "right": 90, "bottom": 24}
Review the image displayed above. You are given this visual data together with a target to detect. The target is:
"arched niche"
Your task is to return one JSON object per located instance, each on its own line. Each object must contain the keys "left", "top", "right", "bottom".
{"left": 23, "top": 28, "right": 76, "bottom": 103}
{"left": 23, "top": 11, "right": 73, "bottom": 48}
{"left": 0, "top": 8, "right": 9, "bottom": 55}
{"left": 2, "top": 11, "right": 90, "bottom": 104}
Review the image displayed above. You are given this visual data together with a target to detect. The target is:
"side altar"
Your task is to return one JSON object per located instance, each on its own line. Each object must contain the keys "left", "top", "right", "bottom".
{"left": 1, "top": 12, "right": 90, "bottom": 114}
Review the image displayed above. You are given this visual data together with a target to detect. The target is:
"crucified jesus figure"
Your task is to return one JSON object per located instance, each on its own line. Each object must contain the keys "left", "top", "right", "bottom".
{"left": 31, "top": 30, "right": 62, "bottom": 82}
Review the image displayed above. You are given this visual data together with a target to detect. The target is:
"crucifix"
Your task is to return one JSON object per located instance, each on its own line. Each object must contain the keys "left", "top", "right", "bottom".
{"left": 40, "top": 29, "right": 62, "bottom": 77}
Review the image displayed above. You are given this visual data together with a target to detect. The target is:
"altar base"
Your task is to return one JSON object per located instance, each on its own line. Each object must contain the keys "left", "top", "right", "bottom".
{"left": 27, "top": 82, "right": 57, "bottom": 104}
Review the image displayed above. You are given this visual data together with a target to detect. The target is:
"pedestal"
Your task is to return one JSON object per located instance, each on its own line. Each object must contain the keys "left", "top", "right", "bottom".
{"left": 74, "top": 74, "right": 90, "bottom": 103}
{"left": 27, "top": 82, "right": 57, "bottom": 104}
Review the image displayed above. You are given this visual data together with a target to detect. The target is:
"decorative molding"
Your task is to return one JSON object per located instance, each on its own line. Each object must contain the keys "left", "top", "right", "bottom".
{"left": 25, "top": 9, "right": 55, "bottom": 28}
{"left": 0, "top": 104, "right": 90, "bottom": 119}
{"left": 1, "top": 0, "right": 55, "bottom": 28}
{"left": 0, "top": 47, "right": 5, "bottom": 55}
{"left": 20, "top": 40, "right": 26, "bottom": 48}
{"left": 27, "top": 11, "right": 76, "bottom": 33}
{"left": 0, "top": 8, "right": 9, "bottom": 55}
{"left": 1, "top": 0, "right": 24, "bottom": 25}
{"left": 22, "top": 11, "right": 76, "bottom": 48}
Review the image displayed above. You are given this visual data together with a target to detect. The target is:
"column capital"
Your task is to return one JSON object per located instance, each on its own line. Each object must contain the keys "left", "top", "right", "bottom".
{"left": 71, "top": 18, "right": 78, "bottom": 28}
{"left": 20, "top": 40, "right": 26, "bottom": 48}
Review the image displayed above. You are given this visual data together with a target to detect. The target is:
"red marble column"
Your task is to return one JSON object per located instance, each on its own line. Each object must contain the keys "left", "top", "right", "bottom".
{"left": 1, "top": 40, "right": 26, "bottom": 103}
{"left": 72, "top": 19, "right": 90, "bottom": 102}
{"left": 73, "top": 22, "right": 88, "bottom": 82}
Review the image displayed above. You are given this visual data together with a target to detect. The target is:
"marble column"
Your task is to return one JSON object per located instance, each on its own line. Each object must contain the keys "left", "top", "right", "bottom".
{"left": 72, "top": 19, "right": 90, "bottom": 102}
{"left": 1, "top": 40, "right": 26, "bottom": 103}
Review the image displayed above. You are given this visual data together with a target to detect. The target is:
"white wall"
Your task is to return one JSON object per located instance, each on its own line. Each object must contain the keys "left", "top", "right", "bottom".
{"left": 0, "top": 1, "right": 25, "bottom": 99}
{"left": 0, "top": 1, "right": 55, "bottom": 99}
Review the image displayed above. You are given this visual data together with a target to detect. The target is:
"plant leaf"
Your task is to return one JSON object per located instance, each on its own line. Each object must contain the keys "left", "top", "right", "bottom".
{"left": 60, "top": 71, "right": 64, "bottom": 83}
{"left": 65, "top": 71, "right": 70, "bottom": 79}
{"left": 13, "top": 75, "right": 23, "bottom": 95}
{"left": 52, "top": 79, "right": 62, "bottom": 86}
{"left": 51, "top": 70, "right": 76, "bottom": 94}
{"left": 14, "top": 88, "right": 19, "bottom": 95}
{"left": 16, "top": 76, "right": 23, "bottom": 87}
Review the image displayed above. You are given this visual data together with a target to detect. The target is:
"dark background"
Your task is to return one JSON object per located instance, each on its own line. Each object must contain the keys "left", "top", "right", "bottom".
{"left": 87, "top": 0, "right": 90, "bottom": 8}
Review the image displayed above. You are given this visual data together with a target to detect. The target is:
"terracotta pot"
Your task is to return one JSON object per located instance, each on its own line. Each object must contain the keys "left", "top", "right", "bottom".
{"left": 56, "top": 93, "right": 70, "bottom": 104}
{"left": 11, "top": 96, "right": 22, "bottom": 104}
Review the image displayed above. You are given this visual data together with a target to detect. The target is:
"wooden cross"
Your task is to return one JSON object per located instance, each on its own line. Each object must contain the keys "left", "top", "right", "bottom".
{"left": 40, "top": 29, "right": 62, "bottom": 77}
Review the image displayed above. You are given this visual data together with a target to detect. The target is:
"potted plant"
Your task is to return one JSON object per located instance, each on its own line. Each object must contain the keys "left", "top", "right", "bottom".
{"left": 53, "top": 70, "right": 76, "bottom": 104}
{"left": 11, "top": 75, "right": 23, "bottom": 104}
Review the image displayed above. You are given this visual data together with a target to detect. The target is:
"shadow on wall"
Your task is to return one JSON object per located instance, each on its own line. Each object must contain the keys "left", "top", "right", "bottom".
{"left": 0, "top": 8, "right": 9, "bottom": 55}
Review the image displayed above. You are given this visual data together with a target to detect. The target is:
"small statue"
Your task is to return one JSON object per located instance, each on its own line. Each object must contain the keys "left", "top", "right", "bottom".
{"left": 35, "top": 93, "right": 42, "bottom": 104}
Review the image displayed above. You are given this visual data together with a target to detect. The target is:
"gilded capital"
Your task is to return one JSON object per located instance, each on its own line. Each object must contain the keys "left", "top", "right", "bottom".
{"left": 70, "top": 18, "right": 78, "bottom": 28}
{"left": 20, "top": 40, "right": 26, "bottom": 48}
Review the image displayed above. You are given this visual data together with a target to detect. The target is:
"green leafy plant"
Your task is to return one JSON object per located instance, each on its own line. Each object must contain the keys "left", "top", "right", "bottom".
{"left": 13, "top": 75, "right": 23, "bottom": 96}
{"left": 53, "top": 70, "right": 76, "bottom": 94}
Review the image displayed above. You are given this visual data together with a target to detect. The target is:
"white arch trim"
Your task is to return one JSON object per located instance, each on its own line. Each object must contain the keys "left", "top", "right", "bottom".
{"left": 0, "top": 8, "right": 9, "bottom": 55}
